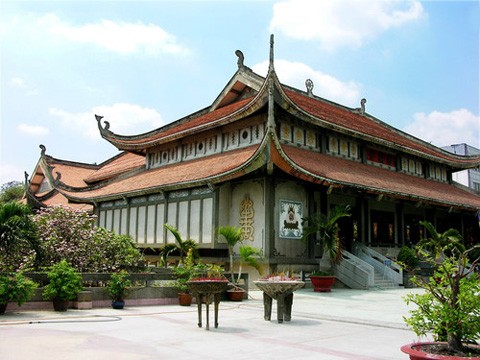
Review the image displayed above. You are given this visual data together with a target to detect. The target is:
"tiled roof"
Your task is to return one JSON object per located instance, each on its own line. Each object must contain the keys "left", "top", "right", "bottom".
{"left": 85, "top": 152, "right": 145, "bottom": 183}
{"left": 281, "top": 144, "right": 480, "bottom": 210}
{"left": 102, "top": 97, "right": 254, "bottom": 148}
{"left": 62, "top": 145, "right": 259, "bottom": 201}
{"left": 41, "top": 191, "right": 93, "bottom": 212}
{"left": 283, "top": 89, "right": 479, "bottom": 166}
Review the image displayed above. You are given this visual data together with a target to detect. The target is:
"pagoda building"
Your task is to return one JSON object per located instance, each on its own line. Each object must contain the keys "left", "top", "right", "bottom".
{"left": 27, "top": 37, "right": 480, "bottom": 287}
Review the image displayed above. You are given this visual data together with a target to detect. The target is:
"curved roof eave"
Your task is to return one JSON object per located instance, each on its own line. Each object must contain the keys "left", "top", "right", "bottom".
{"left": 275, "top": 85, "right": 480, "bottom": 169}
{"left": 270, "top": 137, "right": 480, "bottom": 212}
{"left": 60, "top": 133, "right": 272, "bottom": 204}
{"left": 97, "top": 75, "right": 272, "bottom": 152}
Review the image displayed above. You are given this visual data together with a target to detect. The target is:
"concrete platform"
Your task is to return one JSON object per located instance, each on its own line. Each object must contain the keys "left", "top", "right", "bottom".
{"left": 0, "top": 288, "right": 429, "bottom": 360}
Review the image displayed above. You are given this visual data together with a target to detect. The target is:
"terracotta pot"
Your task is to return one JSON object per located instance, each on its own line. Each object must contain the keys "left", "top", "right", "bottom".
{"left": 52, "top": 297, "right": 69, "bottom": 312}
{"left": 401, "top": 342, "right": 480, "bottom": 360}
{"left": 227, "top": 288, "right": 245, "bottom": 301}
{"left": 309, "top": 275, "right": 336, "bottom": 292}
{"left": 178, "top": 293, "right": 192, "bottom": 306}
{"left": 0, "top": 303, "right": 7, "bottom": 315}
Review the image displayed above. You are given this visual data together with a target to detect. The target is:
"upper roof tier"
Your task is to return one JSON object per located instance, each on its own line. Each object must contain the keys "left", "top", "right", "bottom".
{"left": 96, "top": 61, "right": 480, "bottom": 170}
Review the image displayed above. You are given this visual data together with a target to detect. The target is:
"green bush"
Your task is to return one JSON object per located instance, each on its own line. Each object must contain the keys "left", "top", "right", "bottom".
{"left": 397, "top": 246, "right": 419, "bottom": 271}
{"left": 107, "top": 270, "right": 132, "bottom": 301}
{"left": 43, "top": 260, "right": 84, "bottom": 301}
{"left": 0, "top": 272, "right": 38, "bottom": 306}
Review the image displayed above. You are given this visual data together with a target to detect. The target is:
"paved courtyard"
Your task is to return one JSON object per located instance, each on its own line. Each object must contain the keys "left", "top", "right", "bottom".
{"left": 0, "top": 288, "right": 428, "bottom": 360}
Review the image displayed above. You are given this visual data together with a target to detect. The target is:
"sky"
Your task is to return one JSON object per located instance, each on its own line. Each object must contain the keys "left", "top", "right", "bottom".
{"left": 1, "top": 0, "right": 479, "bottom": 185}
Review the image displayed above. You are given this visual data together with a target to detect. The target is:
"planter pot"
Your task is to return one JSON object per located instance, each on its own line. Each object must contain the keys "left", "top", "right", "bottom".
{"left": 227, "top": 288, "right": 245, "bottom": 301}
{"left": 0, "top": 303, "right": 7, "bottom": 315}
{"left": 401, "top": 342, "right": 480, "bottom": 360}
{"left": 53, "top": 297, "right": 69, "bottom": 312}
{"left": 178, "top": 293, "right": 192, "bottom": 306}
{"left": 309, "top": 275, "right": 336, "bottom": 292}
{"left": 112, "top": 300, "right": 125, "bottom": 309}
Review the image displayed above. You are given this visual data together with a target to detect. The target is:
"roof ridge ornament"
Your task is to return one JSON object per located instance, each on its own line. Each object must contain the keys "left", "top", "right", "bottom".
{"left": 269, "top": 34, "right": 275, "bottom": 71}
{"left": 354, "top": 98, "right": 367, "bottom": 115}
{"left": 95, "top": 114, "right": 112, "bottom": 135}
{"left": 305, "top": 79, "right": 314, "bottom": 97}
{"left": 235, "top": 50, "right": 245, "bottom": 69}
{"left": 39, "top": 144, "right": 46, "bottom": 157}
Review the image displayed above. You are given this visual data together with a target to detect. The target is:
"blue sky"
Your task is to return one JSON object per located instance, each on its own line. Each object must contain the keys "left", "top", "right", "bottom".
{"left": 1, "top": 0, "right": 478, "bottom": 185}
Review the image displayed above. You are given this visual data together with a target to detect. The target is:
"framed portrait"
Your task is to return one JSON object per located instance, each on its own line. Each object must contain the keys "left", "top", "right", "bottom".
{"left": 279, "top": 200, "right": 303, "bottom": 239}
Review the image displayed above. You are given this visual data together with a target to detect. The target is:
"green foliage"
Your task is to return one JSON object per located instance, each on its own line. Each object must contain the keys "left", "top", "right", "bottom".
{"left": 217, "top": 225, "right": 243, "bottom": 280}
{"left": 237, "top": 245, "right": 263, "bottom": 283}
{"left": 107, "top": 270, "right": 132, "bottom": 301}
{"left": 163, "top": 224, "right": 198, "bottom": 264}
{"left": 0, "top": 202, "right": 41, "bottom": 271}
{"left": 172, "top": 248, "right": 196, "bottom": 292}
{"left": 302, "top": 204, "right": 351, "bottom": 265}
{"left": 418, "top": 220, "right": 464, "bottom": 261}
{"left": 0, "top": 181, "right": 25, "bottom": 204}
{"left": 0, "top": 272, "right": 38, "bottom": 306}
{"left": 42, "top": 260, "right": 84, "bottom": 301}
{"left": 34, "top": 206, "right": 144, "bottom": 272}
{"left": 403, "top": 236, "right": 480, "bottom": 353}
{"left": 397, "top": 246, "right": 419, "bottom": 271}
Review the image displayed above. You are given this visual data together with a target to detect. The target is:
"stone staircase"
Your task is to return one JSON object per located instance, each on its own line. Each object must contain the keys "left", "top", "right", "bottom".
{"left": 371, "top": 268, "right": 399, "bottom": 289}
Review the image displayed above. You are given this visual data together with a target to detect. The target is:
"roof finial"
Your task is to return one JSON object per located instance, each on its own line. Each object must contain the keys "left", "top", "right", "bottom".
{"left": 305, "top": 79, "right": 314, "bottom": 96}
{"left": 39, "top": 144, "right": 46, "bottom": 156}
{"left": 269, "top": 34, "right": 274, "bottom": 70}
{"left": 360, "top": 98, "right": 366, "bottom": 115}
{"left": 235, "top": 50, "right": 245, "bottom": 69}
{"left": 354, "top": 98, "right": 367, "bottom": 115}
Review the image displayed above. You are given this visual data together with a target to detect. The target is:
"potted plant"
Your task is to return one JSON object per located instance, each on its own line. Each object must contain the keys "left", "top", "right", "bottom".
{"left": 302, "top": 204, "right": 351, "bottom": 292}
{"left": 217, "top": 226, "right": 262, "bottom": 301}
{"left": 0, "top": 272, "right": 38, "bottom": 314}
{"left": 42, "top": 259, "right": 84, "bottom": 312}
{"left": 308, "top": 270, "right": 336, "bottom": 292}
{"left": 397, "top": 246, "right": 419, "bottom": 288}
{"left": 401, "top": 223, "right": 480, "bottom": 359}
{"left": 172, "top": 248, "right": 196, "bottom": 306}
{"left": 107, "top": 270, "right": 132, "bottom": 309}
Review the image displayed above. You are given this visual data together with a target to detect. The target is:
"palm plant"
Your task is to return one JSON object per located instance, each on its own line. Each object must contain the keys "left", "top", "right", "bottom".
{"left": 418, "top": 220, "right": 464, "bottom": 262}
{"left": 301, "top": 204, "right": 351, "bottom": 269}
{"left": 237, "top": 245, "right": 263, "bottom": 283}
{"left": 163, "top": 224, "right": 197, "bottom": 264}
{"left": 217, "top": 225, "right": 243, "bottom": 281}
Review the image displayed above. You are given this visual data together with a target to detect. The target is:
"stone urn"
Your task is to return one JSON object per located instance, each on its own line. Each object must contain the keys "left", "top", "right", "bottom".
{"left": 254, "top": 280, "right": 305, "bottom": 323}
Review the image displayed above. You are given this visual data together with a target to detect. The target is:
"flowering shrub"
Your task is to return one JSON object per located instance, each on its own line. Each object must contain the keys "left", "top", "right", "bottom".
{"left": 33, "top": 206, "right": 144, "bottom": 272}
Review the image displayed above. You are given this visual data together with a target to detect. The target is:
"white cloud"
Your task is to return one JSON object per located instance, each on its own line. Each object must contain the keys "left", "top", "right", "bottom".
{"left": 34, "top": 13, "right": 189, "bottom": 56}
{"left": 9, "top": 77, "right": 38, "bottom": 96}
{"left": 403, "top": 109, "right": 480, "bottom": 147}
{"left": 0, "top": 163, "right": 25, "bottom": 185}
{"left": 49, "top": 103, "right": 165, "bottom": 140}
{"left": 18, "top": 124, "right": 50, "bottom": 136}
{"left": 252, "top": 59, "right": 361, "bottom": 105}
{"left": 270, "top": 0, "right": 424, "bottom": 51}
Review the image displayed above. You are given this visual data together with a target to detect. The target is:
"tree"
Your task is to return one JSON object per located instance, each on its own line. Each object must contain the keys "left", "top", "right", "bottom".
{"left": 0, "top": 181, "right": 25, "bottom": 204}
{"left": 403, "top": 244, "right": 480, "bottom": 354}
{"left": 302, "top": 204, "right": 351, "bottom": 269}
{"left": 0, "top": 202, "right": 42, "bottom": 271}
